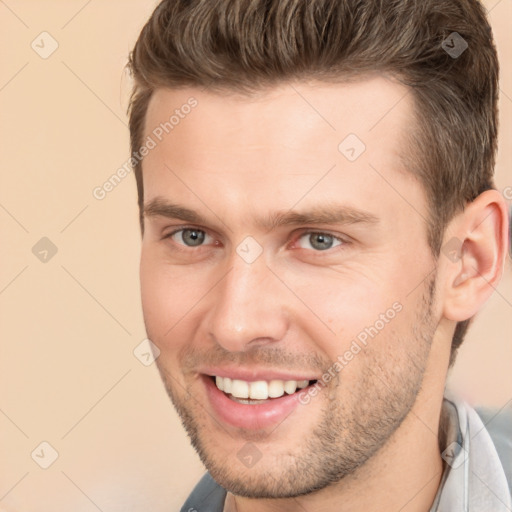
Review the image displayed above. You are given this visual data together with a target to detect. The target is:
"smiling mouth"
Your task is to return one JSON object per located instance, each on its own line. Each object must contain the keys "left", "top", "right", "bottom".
{"left": 210, "top": 375, "right": 318, "bottom": 404}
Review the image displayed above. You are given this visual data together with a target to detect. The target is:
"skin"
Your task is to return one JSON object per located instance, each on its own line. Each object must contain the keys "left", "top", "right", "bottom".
{"left": 139, "top": 76, "right": 508, "bottom": 511}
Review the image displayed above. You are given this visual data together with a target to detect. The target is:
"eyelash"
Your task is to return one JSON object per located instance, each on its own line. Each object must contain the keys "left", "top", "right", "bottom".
{"left": 162, "top": 226, "right": 348, "bottom": 253}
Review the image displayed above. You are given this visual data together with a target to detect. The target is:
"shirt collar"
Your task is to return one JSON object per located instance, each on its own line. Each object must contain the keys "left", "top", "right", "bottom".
{"left": 429, "top": 393, "right": 511, "bottom": 511}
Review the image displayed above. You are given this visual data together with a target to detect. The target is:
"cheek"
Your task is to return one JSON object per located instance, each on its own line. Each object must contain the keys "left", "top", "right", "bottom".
{"left": 140, "top": 250, "right": 193, "bottom": 336}
{"left": 140, "top": 248, "right": 218, "bottom": 355}
{"left": 278, "top": 264, "right": 395, "bottom": 339}
{"left": 282, "top": 269, "right": 413, "bottom": 375}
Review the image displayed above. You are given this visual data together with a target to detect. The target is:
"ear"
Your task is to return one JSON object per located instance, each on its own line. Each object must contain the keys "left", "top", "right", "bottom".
{"left": 441, "top": 189, "right": 509, "bottom": 322}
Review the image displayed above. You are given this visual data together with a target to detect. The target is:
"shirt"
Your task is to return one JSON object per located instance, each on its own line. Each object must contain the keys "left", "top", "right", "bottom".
{"left": 180, "top": 394, "right": 512, "bottom": 511}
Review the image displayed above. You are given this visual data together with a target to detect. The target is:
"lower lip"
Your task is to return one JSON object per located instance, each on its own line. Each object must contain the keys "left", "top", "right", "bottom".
{"left": 202, "top": 375, "right": 309, "bottom": 430}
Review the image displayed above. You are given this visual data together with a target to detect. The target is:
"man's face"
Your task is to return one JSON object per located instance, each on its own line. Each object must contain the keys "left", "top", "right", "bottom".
{"left": 140, "top": 77, "right": 441, "bottom": 497}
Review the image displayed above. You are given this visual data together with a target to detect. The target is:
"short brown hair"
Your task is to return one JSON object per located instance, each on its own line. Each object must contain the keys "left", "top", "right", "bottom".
{"left": 127, "top": 0, "right": 499, "bottom": 365}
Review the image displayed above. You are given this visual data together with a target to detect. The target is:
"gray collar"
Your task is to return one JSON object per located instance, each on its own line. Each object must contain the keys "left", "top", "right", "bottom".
{"left": 429, "top": 393, "right": 511, "bottom": 511}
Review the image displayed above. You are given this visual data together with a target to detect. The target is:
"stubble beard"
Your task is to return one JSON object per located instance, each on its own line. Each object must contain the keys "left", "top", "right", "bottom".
{"left": 154, "top": 275, "right": 438, "bottom": 498}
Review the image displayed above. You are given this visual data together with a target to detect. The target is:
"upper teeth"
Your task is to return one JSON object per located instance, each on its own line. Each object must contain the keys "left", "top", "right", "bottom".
{"left": 215, "top": 377, "right": 309, "bottom": 400}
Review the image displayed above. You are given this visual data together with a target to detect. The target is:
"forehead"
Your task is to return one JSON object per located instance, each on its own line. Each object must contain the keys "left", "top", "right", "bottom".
{"left": 141, "top": 76, "right": 422, "bottom": 226}
{"left": 144, "top": 76, "right": 414, "bottom": 156}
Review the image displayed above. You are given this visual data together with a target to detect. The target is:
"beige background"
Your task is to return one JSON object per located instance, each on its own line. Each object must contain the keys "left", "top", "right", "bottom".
{"left": 0, "top": 1, "right": 511, "bottom": 511}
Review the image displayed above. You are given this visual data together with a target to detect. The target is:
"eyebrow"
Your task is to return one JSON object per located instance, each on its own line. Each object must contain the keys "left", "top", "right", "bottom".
{"left": 143, "top": 197, "right": 379, "bottom": 231}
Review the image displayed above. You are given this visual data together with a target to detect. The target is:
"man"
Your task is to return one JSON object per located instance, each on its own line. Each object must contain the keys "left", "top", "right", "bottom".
{"left": 127, "top": 0, "right": 511, "bottom": 510}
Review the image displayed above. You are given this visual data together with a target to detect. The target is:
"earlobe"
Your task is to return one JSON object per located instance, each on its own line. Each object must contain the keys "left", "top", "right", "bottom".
{"left": 442, "top": 189, "right": 509, "bottom": 322}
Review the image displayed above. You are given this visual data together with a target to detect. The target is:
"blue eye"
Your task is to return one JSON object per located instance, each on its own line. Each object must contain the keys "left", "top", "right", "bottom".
{"left": 170, "top": 228, "right": 211, "bottom": 247}
{"left": 297, "top": 232, "right": 343, "bottom": 251}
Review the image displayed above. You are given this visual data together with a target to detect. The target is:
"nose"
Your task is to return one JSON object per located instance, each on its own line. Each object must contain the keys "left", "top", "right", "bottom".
{"left": 207, "top": 252, "right": 289, "bottom": 352}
